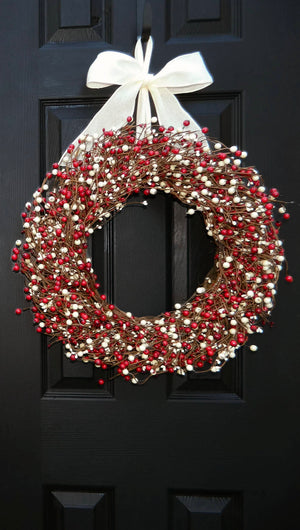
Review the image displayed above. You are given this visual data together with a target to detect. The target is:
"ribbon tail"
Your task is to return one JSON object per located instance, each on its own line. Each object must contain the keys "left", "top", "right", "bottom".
{"left": 136, "top": 87, "right": 152, "bottom": 138}
{"left": 149, "top": 86, "right": 209, "bottom": 148}
{"left": 59, "top": 81, "right": 142, "bottom": 165}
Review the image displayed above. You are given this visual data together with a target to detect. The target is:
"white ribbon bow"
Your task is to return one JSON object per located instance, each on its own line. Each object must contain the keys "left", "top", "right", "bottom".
{"left": 60, "top": 37, "right": 213, "bottom": 163}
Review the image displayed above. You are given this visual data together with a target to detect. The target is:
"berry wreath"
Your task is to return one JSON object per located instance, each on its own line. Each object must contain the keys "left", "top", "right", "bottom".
{"left": 12, "top": 120, "right": 292, "bottom": 385}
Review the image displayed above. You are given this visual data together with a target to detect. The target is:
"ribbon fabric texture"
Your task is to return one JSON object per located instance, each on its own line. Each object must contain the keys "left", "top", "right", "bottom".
{"left": 59, "top": 37, "right": 213, "bottom": 163}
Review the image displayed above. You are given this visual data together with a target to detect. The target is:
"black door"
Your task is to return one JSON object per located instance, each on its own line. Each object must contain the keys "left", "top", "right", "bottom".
{"left": 1, "top": 1, "right": 299, "bottom": 529}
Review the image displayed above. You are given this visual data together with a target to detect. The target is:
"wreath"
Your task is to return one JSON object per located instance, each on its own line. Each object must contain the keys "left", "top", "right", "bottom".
{"left": 12, "top": 37, "right": 292, "bottom": 385}
{"left": 12, "top": 120, "right": 291, "bottom": 384}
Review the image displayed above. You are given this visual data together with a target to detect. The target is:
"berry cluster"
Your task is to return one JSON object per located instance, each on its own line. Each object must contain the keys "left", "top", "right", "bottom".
{"left": 13, "top": 120, "right": 291, "bottom": 384}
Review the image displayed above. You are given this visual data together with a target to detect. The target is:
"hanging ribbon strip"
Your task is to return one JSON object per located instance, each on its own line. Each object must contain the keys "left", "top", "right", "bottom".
{"left": 59, "top": 37, "right": 213, "bottom": 164}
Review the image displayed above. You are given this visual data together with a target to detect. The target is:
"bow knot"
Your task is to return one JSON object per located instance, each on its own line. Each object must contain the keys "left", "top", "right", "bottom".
{"left": 59, "top": 37, "right": 213, "bottom": 164}
{"left": 141, "top": 73, "right": 154, "bottom": 88}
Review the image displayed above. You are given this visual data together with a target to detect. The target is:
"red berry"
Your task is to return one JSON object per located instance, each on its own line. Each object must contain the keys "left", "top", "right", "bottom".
{"left": 202, "top": 127, "right": 209, "bottom": 134}
{"left": 183, "top": 120, "right": 190, "bottom": 126}
{"left": 98, "top": 379, "right": 105, "bottom": 386}
{"left": 285, "top": 275, "right": 293, "bottom": 283}
{"left": 283, "top": 213, "right": 290, "bottom": 220}
{"left": 270, "top": 188, "right": 279, "bottom": 198}
{"left": 15, "top": 308, "right": 22, "bottom": 315}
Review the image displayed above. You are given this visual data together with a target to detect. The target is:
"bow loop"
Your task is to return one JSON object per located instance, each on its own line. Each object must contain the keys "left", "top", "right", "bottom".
{"left": 151, "top": 52, "right": 213, "bottom": 93}
{"left": 87, "top": 51, "right": 142, "bottom": 88}
{"left": 59, "top": 37, "right": 213, "bottom": 165}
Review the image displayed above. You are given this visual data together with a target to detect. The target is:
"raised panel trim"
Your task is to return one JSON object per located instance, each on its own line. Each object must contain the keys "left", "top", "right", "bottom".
{"left": 169, "top": 490, "right": 243, "bottom": 530}
{"left": 166, "top": 0, "right": 242, "bottom": 43}
{"left": 41, "top": 337, "right": 115, "bottom": 399}
{"left": 39, "top": 0, "right": 112, "bottom": 47}
{"left": 44, "top": 486, "right": 114, "bottom": 530}
{"left": 40, "top": 97, "right": 111, "bottom": 175}
{"left": 40, "top": 98, "right": 116, "bottom": 399}
{"left": 167, "top": 349, "right": 244, "bottom": 402}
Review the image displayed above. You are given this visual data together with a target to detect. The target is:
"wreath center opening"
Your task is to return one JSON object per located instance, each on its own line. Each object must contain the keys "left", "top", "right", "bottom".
{"left": 92, "top": 191, "right": 216, "bottom": 317}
